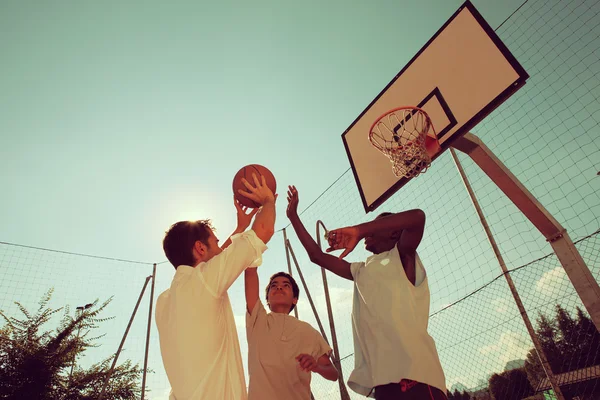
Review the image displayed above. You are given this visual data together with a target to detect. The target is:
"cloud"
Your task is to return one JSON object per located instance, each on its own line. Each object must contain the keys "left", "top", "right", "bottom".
{"left": 536, "top": 267, "right": 568, "bottom": 296}
{"left": 492, "top": 297, "right": 513, "bottom": 314}
{"left": 478, "top": 331, "right": 531, "bottom": 371}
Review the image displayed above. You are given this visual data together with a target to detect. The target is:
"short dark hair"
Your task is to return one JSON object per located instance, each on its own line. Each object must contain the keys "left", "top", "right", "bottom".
{"left": 163, "top": 220, "right": 214, "bottom": 269}
{"left": 265, "top": 272, "right": 300, "bottom": 312}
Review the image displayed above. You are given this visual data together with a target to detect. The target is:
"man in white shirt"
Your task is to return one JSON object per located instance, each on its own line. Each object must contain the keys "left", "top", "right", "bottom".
{"left": 244, "top": 270, "right": 338, "bottom": 400}
{"left": 156, "top": 174, "right": 276, "bottom": 400}
{"left": 286, "top": 185, "right": 447, "bottom": 400}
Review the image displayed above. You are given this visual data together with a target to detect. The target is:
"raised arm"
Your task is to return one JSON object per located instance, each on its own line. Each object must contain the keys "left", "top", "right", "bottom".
{"left": 327, "top": 209, "right": 426, "bottom": 258}
{"left": 244, "top": 268, "right": 259, "bottom": 314}
{"left": 238, "top": 173, "right": 276, "bottom": 244}
{"left": 286, "top": 186, "right": 353, "bottom": 281}
{"left": 221, "top": 198, "right": 259, "bottom": 250}
{"left": 359, "top": 209, "right": 425, "bottom": 252}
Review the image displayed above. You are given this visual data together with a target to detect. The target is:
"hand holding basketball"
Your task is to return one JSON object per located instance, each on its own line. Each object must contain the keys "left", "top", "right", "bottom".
{"left": 286, "top": 185, "right": 299, "bottom": 219}
{"left": 233, "top": 164, "right": 277, "bottom": 208}
{"left": 326, "top": 226, "right": 361, "bottom": 259}
{"left": 237, "top": 173, "right": 275, "bottom": 207}
{"left": 234, "top": 198, "right": 259, "bottom": 231}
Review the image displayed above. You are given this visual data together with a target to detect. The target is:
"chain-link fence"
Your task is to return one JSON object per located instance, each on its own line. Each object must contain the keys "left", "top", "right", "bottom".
{"left": 1, "top": 0, "right": 599, "bottom": 399}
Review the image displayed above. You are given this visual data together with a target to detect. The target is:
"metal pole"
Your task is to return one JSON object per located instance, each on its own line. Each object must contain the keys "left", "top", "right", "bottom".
{"left": 98, "top": 275, "right": 152, "bottom": 400}
{"left": 452, "top": 133, "right": 600, "bottom": 331}
{"left": 283, "top": 229, "right": 313, "bottom": 400}
{"left": 286, "top": 240, "right": 328, "bottom": 339}
{"left": 283, "top": 228, "right": 299, "bottom": 319}
{"left": 141, "top": 263, "right": 157, "bottom": 400}
{"left": 450, "top": 148, "right": 566, "bottom": 400}
{"left": 316, "top": 220, "right": 351, "bottom": 400}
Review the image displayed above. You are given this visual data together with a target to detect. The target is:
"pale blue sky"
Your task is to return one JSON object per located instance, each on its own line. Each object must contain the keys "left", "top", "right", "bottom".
{"left": 0, "top": 0, "right": 523, "bottom": 261}
{"left": 2, "top": 0, "right": 598, "bottom": 399}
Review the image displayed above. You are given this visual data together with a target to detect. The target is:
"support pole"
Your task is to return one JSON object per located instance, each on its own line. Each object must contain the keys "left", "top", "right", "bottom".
{"left": 452, "top": 133, "right": 600, "bottom": 331}
{"left": 450, "top": 148, "right": 565, "bottom": 400}
{"left": 283, "top": 229, "right": 314, "bottom": 400}
{"left": 286, "top": 240, "right": 328, "bottom": 338}
{"left": 141, "top": 263, "right": 157, "bottom": 400}
{"left": 283, "top": 228, "right": 299, "bottom": 319}
{"left": 98, "top": 275, "right": 152, "bottom": 400}
{"left": 316, "top": 220, "right": 351, "bottom": 400}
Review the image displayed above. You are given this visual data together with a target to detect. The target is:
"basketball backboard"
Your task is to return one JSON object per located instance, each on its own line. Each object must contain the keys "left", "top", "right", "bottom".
{"left": 342, "top": 0, "right": 529, "bottom": 213}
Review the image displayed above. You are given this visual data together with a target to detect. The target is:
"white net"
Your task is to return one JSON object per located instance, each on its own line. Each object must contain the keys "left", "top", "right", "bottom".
{"left": 369, "top": 107, "right": 434, "bottom": 178}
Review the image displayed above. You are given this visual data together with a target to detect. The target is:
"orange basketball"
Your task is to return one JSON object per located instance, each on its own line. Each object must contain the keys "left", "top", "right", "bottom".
{"left": 232, "top": 164, "right": 277, "bottom": 208}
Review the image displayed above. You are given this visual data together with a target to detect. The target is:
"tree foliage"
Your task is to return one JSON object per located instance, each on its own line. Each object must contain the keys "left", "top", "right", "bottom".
{"left": 485, "top": 305, "right": 600, "bottom": 400}
{"left": 0, "top": 289, "right": 145, "bottom": 400}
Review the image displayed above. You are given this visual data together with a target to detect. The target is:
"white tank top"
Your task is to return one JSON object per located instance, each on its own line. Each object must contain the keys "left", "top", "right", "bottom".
{"left": 347, "top": 246, "right": 446, "bottom": 396}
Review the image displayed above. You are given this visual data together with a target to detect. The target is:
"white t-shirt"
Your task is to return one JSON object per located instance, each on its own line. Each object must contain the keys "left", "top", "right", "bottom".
{"left": 155, "top": 230, "right": 267, "bottom": 400}
{"left": 246, "top": 301, "right": 332, "bottom": 400}
{"left": 348, "top": 246, "right": 446, "bottom": 397}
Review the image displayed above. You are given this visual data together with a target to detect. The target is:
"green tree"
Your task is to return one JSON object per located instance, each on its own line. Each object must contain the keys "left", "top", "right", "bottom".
{"left": 0, "top": 289, "right": 145, "bottom": 400}
{"left": 488, "top": 368, "right": 533, "bottom": 400}
{"left": 523, "top": 305, "right": 600, "bottom": 399}
{"left": 459, "top": 390, "right": 472, "bottom": 400}
{"left": 448, "top": 389, "right": 471, "bottom": 399}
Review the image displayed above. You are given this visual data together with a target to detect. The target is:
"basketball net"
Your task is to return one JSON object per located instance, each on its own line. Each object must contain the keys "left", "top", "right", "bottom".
{"left": 369, "top": 107, "right": 439, "bottom": 179}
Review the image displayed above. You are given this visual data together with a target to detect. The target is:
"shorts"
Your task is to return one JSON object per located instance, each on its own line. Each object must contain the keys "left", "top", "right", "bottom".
{"left": 374, "top": 379, "right": 448, "bottom": 400}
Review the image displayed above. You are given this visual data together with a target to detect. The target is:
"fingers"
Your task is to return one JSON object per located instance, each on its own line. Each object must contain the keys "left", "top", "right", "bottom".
{"left": 241, "top": 176, "right": 257, "bottom": 191}
{"left": 239, "top": 174, "right": 264, "bottom": 201}
{"left": 249, "top": 208, "right": 259, "bottom": 216}
{"left": 246, "top": 172, "right": 263, "bottom": 191}
{"left": 327, "top": 232, "right": 340, "bottom": 249}
{"left": 295, "top": 354, "right": 316, "bottom": 372}
{"left": 234, "top": 197, "right": 242, "bottom": 211}
{"left": 339, "top": 248, "right": 351, "bottom": 259}
{"left": 237, "top": 189, "right": 259, "bottom": 201}
{"left": 287, "top": 185, "right": 298, "bottom": 203}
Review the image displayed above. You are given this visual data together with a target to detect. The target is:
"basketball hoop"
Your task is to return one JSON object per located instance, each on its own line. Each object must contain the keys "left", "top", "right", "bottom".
{"left": 369, "top": 107, "right": 440, "bottom": 179}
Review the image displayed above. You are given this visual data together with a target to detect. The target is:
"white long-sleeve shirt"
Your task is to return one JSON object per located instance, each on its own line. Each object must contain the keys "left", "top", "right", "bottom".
{"left": 156, "top": 230, "right": 267, "bottom": 400}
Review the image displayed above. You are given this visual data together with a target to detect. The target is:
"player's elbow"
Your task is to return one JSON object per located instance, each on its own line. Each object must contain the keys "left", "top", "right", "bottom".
{"left": 255, "top": 225, "right": 275, "bottom": 244}
{"left": 414, "top": 208, "right": 426, "bottom": 224}
{"left": 328, "top": 368, "right": 339, "bottom": 381}
{"left": 320, "top": 364, "right": 339, "bottom": 381}
{"left": 308, "top": 251, "right": 326, "bottom": 266}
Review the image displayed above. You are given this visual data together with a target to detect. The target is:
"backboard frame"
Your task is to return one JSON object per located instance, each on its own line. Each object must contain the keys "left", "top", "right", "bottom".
{"left": 341, "top": 0, "right": 529, "bottom": 213}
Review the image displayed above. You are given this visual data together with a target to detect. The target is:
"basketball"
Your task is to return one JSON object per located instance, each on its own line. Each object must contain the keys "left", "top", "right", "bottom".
{"left": 232, "top": 164, "right": 277, "bottom": 208}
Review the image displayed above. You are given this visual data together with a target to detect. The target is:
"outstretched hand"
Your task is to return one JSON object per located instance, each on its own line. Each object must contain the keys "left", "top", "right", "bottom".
{"left": 237, "top": 173, "right": 275, "bottom": 206}
{"left": 286, "top": 185, "right": 299, "bottom": 219}
{"left": 234, "top": 198, "right": 259, "bottom": 232}
{"left": 326, "top": 226, "right": 361, "bottom": 259}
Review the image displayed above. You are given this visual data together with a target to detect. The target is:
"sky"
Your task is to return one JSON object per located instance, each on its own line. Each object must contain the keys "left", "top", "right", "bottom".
{"left": 0, "top": 0, "right": 525, "bottom": 262}
{"left": 2, "top": 0, "right": 599, "bottom": 399}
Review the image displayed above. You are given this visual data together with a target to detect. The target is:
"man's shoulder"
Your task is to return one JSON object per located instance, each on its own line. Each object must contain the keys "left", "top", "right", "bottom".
{"left": 293, "top": 317, "right": 323, "bottom": 336}
{"left": 230, "top": 229, "right": 263, "bottom": 246}
{"left": 155, "top": 289, "right": 171, "bottom": 326}
{"left": 249, "top": 299, "right": 267, "bottom": 315}
{"left": 157, "top": 288, "right": 170, "bottom": 302}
